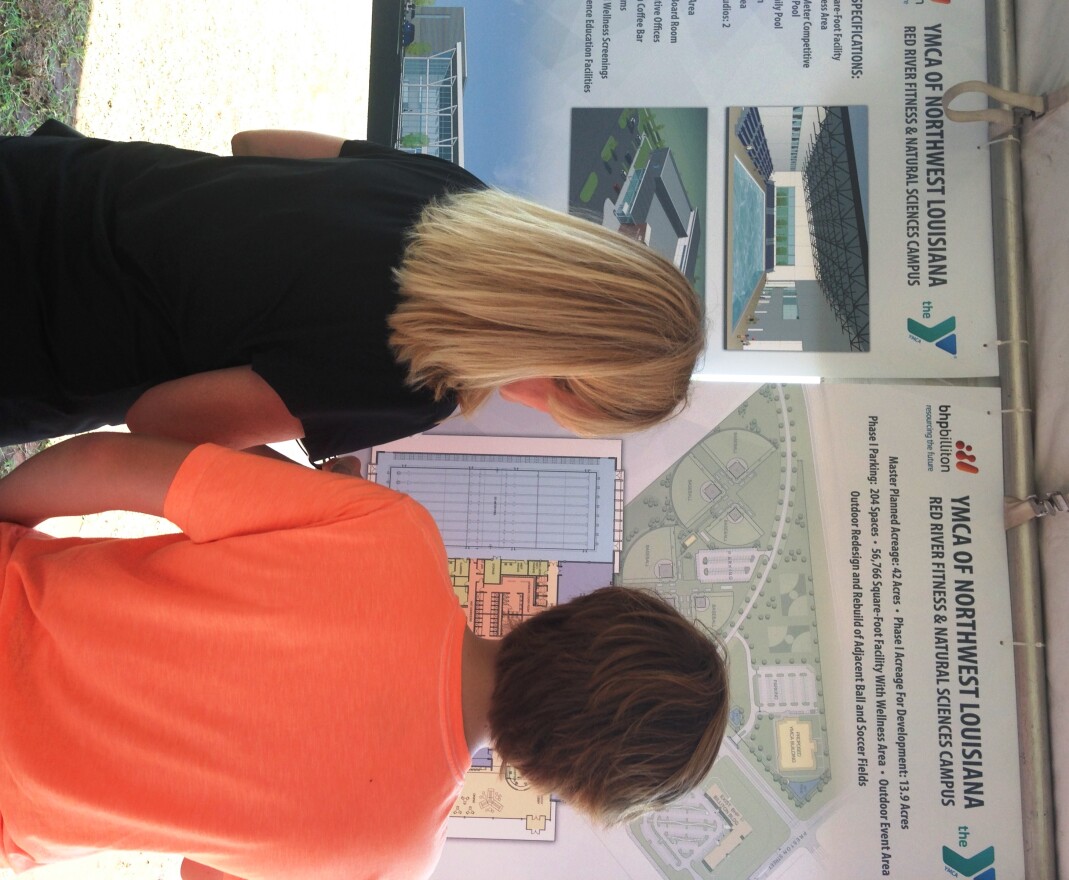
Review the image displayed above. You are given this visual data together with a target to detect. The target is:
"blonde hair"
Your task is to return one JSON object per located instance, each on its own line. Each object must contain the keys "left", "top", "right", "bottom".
{"left": 389, "top": 188, "right": 705, "bottom": 435}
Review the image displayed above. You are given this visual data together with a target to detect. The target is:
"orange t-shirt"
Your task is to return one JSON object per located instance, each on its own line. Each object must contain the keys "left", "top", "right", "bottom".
{"left": 0, "top": 445, "right": 470, "bottom": 879}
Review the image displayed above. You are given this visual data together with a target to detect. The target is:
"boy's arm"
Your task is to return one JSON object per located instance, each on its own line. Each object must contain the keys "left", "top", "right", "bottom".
{"left": 180, "top": 858, "right": 243, "bottom": 880}
{"left": 0, "top": 433, "right": 193, "bottom": 527}
{"left": 230, "top": 129, "right": 346, "bottom": 158}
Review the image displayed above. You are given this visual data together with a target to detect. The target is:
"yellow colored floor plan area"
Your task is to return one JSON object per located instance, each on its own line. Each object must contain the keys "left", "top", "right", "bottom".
{"left": 450, "top": 745, "right": 556, "bottom": 837}
{"left": 447, "top": 557, "right": 560, "bottom": 839}
{"left": 449, "top": 557, "right": 559, "bottom": 639}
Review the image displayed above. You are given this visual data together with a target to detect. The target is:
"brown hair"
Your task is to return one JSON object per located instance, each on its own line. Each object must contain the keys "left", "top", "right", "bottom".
{"left": 488, "top": 587, "right": 729, "bottom": 824}
{"left": 390, "top": 188, "right": 706, "bottom": 436}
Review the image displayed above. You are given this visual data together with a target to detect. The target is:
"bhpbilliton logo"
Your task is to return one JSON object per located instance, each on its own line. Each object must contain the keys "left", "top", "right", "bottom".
{"left": 955, "top": 440, "right": 979, "bottom": 474}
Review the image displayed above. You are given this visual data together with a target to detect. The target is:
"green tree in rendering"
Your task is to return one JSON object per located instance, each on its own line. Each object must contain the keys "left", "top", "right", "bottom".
{"left": 399, "top": 133, "right": 430, "bottom": 148}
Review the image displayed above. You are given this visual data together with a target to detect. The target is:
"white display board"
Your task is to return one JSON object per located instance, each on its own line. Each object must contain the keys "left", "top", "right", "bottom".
{"left": 447, "top": 0, "right": 995, "bottom": 379}
{"left": 429, "top": 382, "right": 1022, "bottom": 879}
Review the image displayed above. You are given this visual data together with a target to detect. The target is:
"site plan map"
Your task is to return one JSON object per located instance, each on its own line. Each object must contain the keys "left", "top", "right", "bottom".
{"left": 621, "top": 385, "right": 832, "bottom": 878}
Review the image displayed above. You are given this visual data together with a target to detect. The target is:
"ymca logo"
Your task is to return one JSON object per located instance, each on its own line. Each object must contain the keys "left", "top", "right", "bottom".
{"left": 943, "top": 844, "right": 995, "bottom": 879}
{"left": 955, "top": 440, "right": 979, "bottom": 474}
{"left": 907, "top": 316, "right": 957, "bottom": 355}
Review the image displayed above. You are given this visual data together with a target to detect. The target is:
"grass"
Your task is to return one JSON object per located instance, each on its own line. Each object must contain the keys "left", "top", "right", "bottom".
{"left": 0, "top": 441, "right": 50, "bottom": 477}
{"left": 0, "top": 0, "right": 90, "bottom": 134}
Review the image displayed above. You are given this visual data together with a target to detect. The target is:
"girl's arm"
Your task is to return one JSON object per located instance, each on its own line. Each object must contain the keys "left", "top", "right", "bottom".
{"left": 124, "top": 366, "right": 306, "bottom": 453}
{"left": 230, "top": 129, "right": 346, "bottom": 158}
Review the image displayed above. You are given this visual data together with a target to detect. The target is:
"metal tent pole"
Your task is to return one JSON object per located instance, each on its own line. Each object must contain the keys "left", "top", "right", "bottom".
{"left": 985, "top": 0, "right": 1057, "bottom": 875}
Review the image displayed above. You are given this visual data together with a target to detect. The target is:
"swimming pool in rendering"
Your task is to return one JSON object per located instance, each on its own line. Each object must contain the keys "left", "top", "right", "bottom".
{"left": 731, "top": 157, "right": 766, "bottom": 331}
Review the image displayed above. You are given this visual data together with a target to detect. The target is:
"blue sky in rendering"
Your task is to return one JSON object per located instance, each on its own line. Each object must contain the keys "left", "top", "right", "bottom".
{"left": 457, "top": 1, "right": 536, "bottom": 190}
{"left": 848, "top": 106, "right": 870, "bottom": 232}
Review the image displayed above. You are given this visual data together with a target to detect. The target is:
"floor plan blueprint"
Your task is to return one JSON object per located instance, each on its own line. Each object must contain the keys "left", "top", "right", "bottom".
{"left": 371, "top": 435, "right": 624, "bottom": 840}
{"left": 371, "top": 435, "right": 622, "bottom": 567}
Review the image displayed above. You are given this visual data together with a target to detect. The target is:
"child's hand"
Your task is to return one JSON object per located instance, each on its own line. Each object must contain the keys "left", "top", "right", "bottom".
{"left": 321, "top": 456, "right": 363, "bottom": 478}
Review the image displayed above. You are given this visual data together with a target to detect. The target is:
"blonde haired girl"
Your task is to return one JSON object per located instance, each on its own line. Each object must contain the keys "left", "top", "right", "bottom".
{"left": 2, "top": 126, "right": 704, "bottom": 461}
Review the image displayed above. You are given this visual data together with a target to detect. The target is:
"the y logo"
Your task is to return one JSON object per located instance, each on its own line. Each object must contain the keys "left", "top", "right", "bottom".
{"left": 943, "top": 845, "right": 995, "bottom": 879}
{"left": 907, "top": 316, "right": 957, "bottom": 355}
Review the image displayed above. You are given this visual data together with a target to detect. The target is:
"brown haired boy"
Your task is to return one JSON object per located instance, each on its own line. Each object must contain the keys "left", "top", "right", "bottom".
{"left": 0, "top": 434, "right": 728, "bottom": 880}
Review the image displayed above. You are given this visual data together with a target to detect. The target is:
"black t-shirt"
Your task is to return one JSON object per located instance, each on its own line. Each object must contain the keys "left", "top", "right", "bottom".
{"left": 0, "top": 130, "right": 483, "bottom": 459}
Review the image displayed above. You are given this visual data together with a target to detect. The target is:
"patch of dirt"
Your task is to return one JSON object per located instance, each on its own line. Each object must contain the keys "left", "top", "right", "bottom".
{"left": 1, "top": 0, "right": 88, "bottom": 131}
